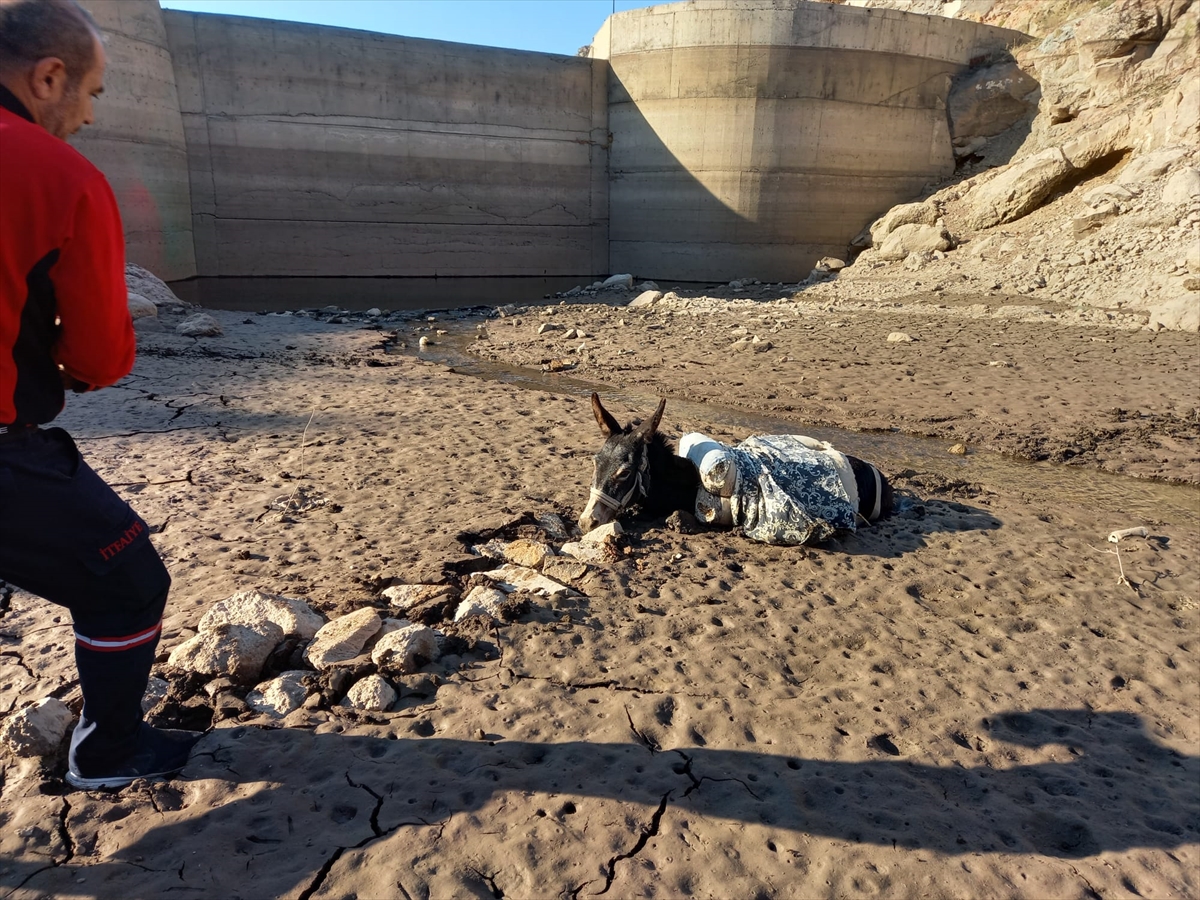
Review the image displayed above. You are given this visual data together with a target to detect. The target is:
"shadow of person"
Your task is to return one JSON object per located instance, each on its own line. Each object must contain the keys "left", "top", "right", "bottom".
{"left": 4, "top": 708, "right": 1195, "bottom": 897}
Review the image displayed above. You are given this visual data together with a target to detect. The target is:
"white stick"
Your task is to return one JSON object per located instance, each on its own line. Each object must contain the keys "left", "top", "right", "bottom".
{"left": 1108, "top": 526, "right": 1148, "bottom": 543}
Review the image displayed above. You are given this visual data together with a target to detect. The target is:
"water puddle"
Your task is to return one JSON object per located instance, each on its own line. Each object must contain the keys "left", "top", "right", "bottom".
{"left": 395, "top": 323, "right": 1200, "bottom": 529}
{"left": 170, "top": 276, "right": 599, "bottom": 313}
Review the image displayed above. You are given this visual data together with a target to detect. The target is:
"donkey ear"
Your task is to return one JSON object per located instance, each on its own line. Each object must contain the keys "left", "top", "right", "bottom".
{"left": 636, "top": 398, "right": 666, "bottom": 442}
{"left": 592, "top": 393, "right": 621, "bottom": 437}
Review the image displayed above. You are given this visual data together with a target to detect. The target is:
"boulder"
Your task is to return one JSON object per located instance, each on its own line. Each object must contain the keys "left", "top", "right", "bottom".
{"left": 1061, "top": 115, "right": 1133, "bottom": 168}
{"left": 127, "top": 292, "right": 157, "bottom": 319}
{"left": 454, "top": 585, "right": 510, "bottom": 622}
{"left": 1074, "top": 0, "right": 1172, "bottom": 64}
{"left": 343, "top": 674, "right": 397, "bottom": 712}
{"left": 200, "top": 589, "right": 324, "bottom": 640}
{"left": 176, "top": 313, "right": 223, "bottom": 337}
{"left": 480, "top": 564, "right": 579, "bottom": 600}
{"left": 371, "top": 625, "right": 439, "bottom": 674}
{"left": 542, "top": 557, "right": 592, "bottom": 584}
{"left": 581, "top": 522, "right": 623, "bottom": 544}
{"left": 0, "top": 698, "right": 73, "bottom": 757}
{"left": 126, "top": 263, "right": 185, "bottom": 307}
{"left": 1161, "top": 167, "right": 1200, "bottom": 205}
{"left": 1118, "top": 147, "right": 1190, "bottom": 184}
{"left": 602, "top": 273, "right": 634, "bottom": 289}
{"left": 887, "top": 332, "right": 915, "bottom": 343}
{"left": 627, "top": 290, "right": 663, "bottom": 309}
{"left": 304, "top": 608, "right": 383, "bottom": 669}
{"left": 501, "top": 539, "right": 554, "bottom": 569}
{"left": 167, "top": 622, "right": 284, "bottom": 683}
{"left": 381, "top": 584, "right": 451, "bottom": 611}
{"left": 869, "top": 202, "right": 938, "bottom": 245}
{"left": 559, "top": 540, "right": 614, "bottom": 565}
{"left": 948, "top": 59, "right": 1038, "bottom": 141}
{"left": 246, "top": 671, "right": 311, "bottom": 717}
{"left": 966, "top": 148, "right": 1074, "bottom": 230}
{"left": 1147, "top": 294, "right": 1200, "bottom": 332}
{"left": 877, "top": 223, "right": 953, "bottom": 261}
{"left": 1072, "top": 202, "right": 1120, "bottom": 236}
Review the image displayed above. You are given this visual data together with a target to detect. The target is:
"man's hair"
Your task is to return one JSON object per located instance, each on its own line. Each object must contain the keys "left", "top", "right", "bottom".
{"left": 0, "top": 0, "right": 98, "bottom": 84}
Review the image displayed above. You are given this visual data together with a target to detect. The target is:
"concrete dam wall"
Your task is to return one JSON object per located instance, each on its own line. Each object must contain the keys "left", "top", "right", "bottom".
{"left": 594, "top": 0, "right": 1024, "bottom": 281}
{"left": 71, "top": 0, "right": 1021, "bottom": 284}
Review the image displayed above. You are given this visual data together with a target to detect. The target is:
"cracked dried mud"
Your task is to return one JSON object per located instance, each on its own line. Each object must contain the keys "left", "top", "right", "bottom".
{"left": 0, "top": 300, "right": 1197, "bottom": 899}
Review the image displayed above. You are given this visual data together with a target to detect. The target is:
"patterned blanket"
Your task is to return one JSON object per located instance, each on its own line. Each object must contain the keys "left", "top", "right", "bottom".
{"left": 679, "top": 433, "right": 859, "bottom": 545}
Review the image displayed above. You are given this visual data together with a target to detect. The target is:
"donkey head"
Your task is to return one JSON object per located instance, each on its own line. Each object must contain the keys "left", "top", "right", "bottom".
{"left": 578, "top": 393, "right": 666, "bottom": 533}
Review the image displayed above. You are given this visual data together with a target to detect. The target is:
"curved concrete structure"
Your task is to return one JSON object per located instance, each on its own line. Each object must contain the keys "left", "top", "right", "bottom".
{"left": 593, "top": 0, "right": 1024, "bottom": 282}
{"left": 73, "top": 0, "right": 196, "bottom": 281}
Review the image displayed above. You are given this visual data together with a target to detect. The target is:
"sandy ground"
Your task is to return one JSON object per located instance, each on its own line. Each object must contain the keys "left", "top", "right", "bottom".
{"left": 1, "top": 298, "right": 1198, "bottom": 900}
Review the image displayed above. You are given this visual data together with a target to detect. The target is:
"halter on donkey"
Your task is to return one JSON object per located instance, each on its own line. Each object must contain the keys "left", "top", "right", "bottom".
{"left": 578, "top": 394, "right": 893, "bottom": 545}
{"left": 577, "top": 394, "right": 699, "bottom": 533}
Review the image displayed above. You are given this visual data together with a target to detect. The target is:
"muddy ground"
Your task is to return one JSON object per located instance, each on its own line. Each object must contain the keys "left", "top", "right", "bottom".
{"left": 0, "top": 297, "right": 1197, "bottom": 900}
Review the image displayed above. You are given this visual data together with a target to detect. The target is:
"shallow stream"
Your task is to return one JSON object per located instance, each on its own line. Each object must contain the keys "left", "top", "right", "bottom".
{"left": 394, "top": 323, "right": 1200, "bottom": 530}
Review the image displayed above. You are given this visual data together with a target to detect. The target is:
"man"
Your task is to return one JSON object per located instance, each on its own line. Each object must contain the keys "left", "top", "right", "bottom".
{"left": 0, "top": 0, "right": 199, "bottom": 789}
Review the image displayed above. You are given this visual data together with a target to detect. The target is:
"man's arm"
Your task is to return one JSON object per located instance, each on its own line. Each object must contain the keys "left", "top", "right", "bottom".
{"left": 52, "top": 172, "right": 134, "bottom": 391}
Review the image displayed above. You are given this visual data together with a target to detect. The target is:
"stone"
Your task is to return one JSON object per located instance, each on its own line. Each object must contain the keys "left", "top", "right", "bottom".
{"left": 0, "top": 698, "right": 73, "bottom": 757}
{"left": 168, "top": 621, "right": 284, "bottom": 683}
{"left": 966, "top": 148, "right": 1074, "bottom": 230}
{"left": 480, "top": 564, "right": 579, "bottom": 600}
{"left": 1161, "top": 167, "right": 1200, "bottom": 206}
{"left": 200, "top": 589, "right": 324, "bottom": 640}
{"left": 535, "top": 512, "right": 571, "bottom": 542}
{"left": 1083, "top": 183, "right": 1136, "bottom": 207}
{"left": 870, "top": 202, "right": 938, "bottom": 245}
{"left": 949, "top": 443, "right": 968, "bottom": 456}
{"left": 246, "top": 671, "right": 311, "bottom": 717}
{"left": 142, "top": 676, "right": 170, "bottom": 713}
{"left": 602, "top": 273, "right": 634, "bottom": 289}
{"left": 814, "top": 257, "right": 846, "bottom": 271}
{"left": 371, "top": 625, "right": 440, "bottom": 674}
{"left": 454, "top": 585, "right": 509, "bottom": 622}
{"left": 303, "top": 608, "right": 383, "bottom": 670}
{"left": 1074, "top": 0, "right": 1171, "bottom": 64}
{"left": 635, "top": 281, "right": 659, "bottom": 291}
{"left": 502, "top": 539, "right": 554, "bottom": 569}
{"left": 175, "top": 313, "right": 223, "bottom": 337}
{"left": 1060, "top": 114, "right": 1132, "bottom": 168}
{"left": 877, "top": 223, "right": 952, "bottom": 261}
{"left": 381, "top": 584, "right": 451, "bottom": 611}
{"left": 559, "top": 540, "right": 614, "bottom": 565}
{"left": 126, "top": 263, "right": 185, "bottom": 307}
{"left": 343, "top": 674, "right": 397, "bottom": 711}
{"left": 581, "top": 522, "right": 623, "bottom": 544}
{"left": 1118, "top": 147, "right": 1189, "bottom": 184}
{"left": 1147, "top": 295, "right": 1200, "bottom": 332}
{"left": 948, "top": 59, "right": 1037, "bottom": 141}
{"left": 542, "top": 557, "right": 591, "bottom": 583}
{"left": 628, "top": 290, "right": 662, "bottom": 308}
{"left": 1186, "top": 245, "right": 1200, "bottom": 275}
{"left": 127, "top": 292, "right": 157, "bottom": 319}
{"left": 537, "top": 322, "right": 561, "bottom": 334}
{"left": 366, "top": 308, "right": 382, "bottom": 316}
{"left": 1072, "top": 203, "right": 1120, "bottom": 236}
{"left": 887, "top": 332, "right": 915, "bottom": 343}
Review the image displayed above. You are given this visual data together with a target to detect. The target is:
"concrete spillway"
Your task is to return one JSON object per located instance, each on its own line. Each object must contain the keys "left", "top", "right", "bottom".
{"left": 71, "top": 0, "right": 1022, "bottom": 284}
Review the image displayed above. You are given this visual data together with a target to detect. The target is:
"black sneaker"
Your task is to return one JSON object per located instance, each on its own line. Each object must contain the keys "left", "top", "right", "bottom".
{"left": 66, "top": 725, "right": 203, "bottom": 790}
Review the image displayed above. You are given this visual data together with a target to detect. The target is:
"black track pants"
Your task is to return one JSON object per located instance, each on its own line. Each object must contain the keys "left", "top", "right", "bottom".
{"left": 0, "top": 427, "right": 170, "bottom": 774}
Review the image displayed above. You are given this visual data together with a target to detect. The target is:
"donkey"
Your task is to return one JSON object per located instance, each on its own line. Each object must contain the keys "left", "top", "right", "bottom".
{"left": 577, "top": 394, "right": 700, "bottom": 533}
{"left": 578, "top": 394, "right": 894, "bottom": 540}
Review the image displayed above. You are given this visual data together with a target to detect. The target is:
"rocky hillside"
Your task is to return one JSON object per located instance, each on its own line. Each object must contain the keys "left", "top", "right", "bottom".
{"left": 829, "top": 0, "right": 1199, "bottom": 330}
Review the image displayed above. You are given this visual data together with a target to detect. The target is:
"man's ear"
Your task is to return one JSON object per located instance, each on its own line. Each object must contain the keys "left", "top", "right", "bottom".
{"left": 29, "top": 57, "right": 68, "bottom": 101}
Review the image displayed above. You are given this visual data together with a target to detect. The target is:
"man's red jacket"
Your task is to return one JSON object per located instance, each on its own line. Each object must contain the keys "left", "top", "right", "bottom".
{"left": 0, "top": 85, "right": 134, "bottom": 426}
